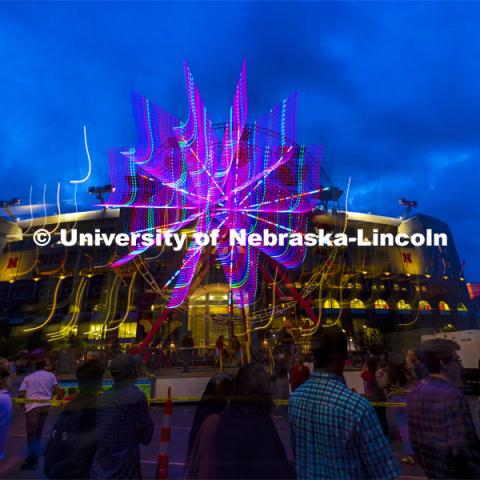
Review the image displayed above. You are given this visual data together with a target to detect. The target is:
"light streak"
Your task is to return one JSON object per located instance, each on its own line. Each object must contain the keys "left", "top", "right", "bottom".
{"left": 24, "top": 277, "right": 64, "bottom": 332}
{"left": 105, "top": 63, "right": 321, "bottom": 313}
{"left": 71, "top": 125, "right": 92, "bottom": 184}
{"left": 105, "top": 272, "right": 137, "bottom": 332}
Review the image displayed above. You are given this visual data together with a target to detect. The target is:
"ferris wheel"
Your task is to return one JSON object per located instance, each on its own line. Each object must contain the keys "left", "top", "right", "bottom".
{"left": 101, "top": 62, "right": 352, "bottom": 353}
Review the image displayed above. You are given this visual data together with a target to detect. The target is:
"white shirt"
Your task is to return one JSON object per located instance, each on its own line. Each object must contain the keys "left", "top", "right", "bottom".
{"left": 19, "top": 370, "right": 58, "bottom": 413}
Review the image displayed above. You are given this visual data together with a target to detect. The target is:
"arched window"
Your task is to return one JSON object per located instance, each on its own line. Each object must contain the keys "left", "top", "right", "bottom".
{"left": 397, "top": 299, "right": 411, "bottom": 310}
{"left": 374, "top": 299, "right": 389, "bottom": 310}
{"left": 419, "top": 300, "right": 432, "bottom": 311}
{"left": 457, "top": 303, "right": 468, "bottom": 312}
{"left": 324, "top": 298, "right": 340, "bottom": 309}
{"left": 438, "top": 301, "right": 450, "bottom": 311}
{"left": 350, "top": 298, "right": 365, "bottom": 309}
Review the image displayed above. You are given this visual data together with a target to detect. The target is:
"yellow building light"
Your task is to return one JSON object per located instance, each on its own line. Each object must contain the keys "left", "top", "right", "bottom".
{"left": 119, "top": 322, "right": 137, "bottom": 339}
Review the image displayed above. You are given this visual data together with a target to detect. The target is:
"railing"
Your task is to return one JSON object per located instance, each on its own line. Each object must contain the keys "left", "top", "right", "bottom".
{"left": 50, "top": 345, "right": 248, "bottom": 377}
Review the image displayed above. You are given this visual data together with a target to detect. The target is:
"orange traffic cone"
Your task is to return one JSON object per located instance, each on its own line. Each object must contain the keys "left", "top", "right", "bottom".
{"left": 156, "top": 386, "right": 172, "bottom": 480}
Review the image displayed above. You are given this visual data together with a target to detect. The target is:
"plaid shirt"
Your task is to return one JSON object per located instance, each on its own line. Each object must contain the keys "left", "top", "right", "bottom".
{"left": 91, "top": 382, "right": 154, "bottom": 479}
{"left": 408, "top": 377, "right": 480, "bottom": 479}
{"left": 289, "top": 370, "right": 399, "bottom": 479}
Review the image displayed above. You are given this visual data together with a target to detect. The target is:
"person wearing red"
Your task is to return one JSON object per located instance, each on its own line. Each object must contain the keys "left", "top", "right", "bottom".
{"left": 361, "top": 355, "right": 389, "bottom": 436}
{"left": 289, "top": 355, "right": 310, "bottom": 392}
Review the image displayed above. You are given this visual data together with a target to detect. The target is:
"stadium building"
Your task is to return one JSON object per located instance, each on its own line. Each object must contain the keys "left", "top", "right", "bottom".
{"left": 0, "top": 202, "right": 477, "bottom": 354}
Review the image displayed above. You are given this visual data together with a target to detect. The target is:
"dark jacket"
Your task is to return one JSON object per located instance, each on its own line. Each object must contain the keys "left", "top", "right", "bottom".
{"left": 91, "top": 382, "right": 154, "bottom": 479}
{"left": 44, "top": 393, "right": 97, "bottom": 479}
{"left": 215, "top": 409, "right": 292, "bottom": 479}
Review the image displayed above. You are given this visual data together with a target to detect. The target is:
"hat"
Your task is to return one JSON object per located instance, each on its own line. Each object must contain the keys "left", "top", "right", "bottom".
{"left": 109, "top": 353, "right": 137, "bottom": 380}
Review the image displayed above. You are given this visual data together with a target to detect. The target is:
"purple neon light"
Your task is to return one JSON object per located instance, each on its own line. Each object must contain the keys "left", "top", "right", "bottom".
{"left": 107, "top": 62, "right": 322, "bottom": 308}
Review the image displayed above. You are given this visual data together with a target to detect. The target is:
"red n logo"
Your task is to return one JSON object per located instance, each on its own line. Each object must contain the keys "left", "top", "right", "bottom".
{"left": 7, "top": 257, "right": 19, "bottom": 269}
{"left": 401, "top": 253, "right": 413, "bottom": 264}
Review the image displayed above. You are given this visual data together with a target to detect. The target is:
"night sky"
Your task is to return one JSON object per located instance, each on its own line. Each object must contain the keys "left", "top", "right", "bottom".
{"left": 1, "top": 2, "right": 479, "bottom": 279}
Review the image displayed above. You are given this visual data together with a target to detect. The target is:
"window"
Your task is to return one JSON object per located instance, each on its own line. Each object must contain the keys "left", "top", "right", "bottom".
{"left": 438, "top": 301, "right": 450, "bottom": 311}
{"left": 323, "top": 298, "right": 339, "bottom": 309}
{"left": 397, "top": 299, "right": 411, "bottom": 310}
{"left": 87, "top": 324, "right": 104, "bottom": 340}
{"left": 13, "top": 289, "right": 33, "bottom": 300}
{"left": 119, "top": 322, "right": 137, "bottom": 339}
{"left": 374, "top": 299, "right": 389, "bottom": 310}
{"left": 419, "top": 300, "right": 432, "bottom": 311}
{"left": 350, "top": 298, "right": 365, "bottom": 309}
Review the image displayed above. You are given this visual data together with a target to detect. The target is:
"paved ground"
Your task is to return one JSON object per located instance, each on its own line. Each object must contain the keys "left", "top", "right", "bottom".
{"left": 1, "top": 401, "right": 426, "bottom": 480}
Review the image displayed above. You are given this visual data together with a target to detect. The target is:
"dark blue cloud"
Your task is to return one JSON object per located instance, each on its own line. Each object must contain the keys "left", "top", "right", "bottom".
{"left": 0, "top": 2, "right": 479, "bottom": 278}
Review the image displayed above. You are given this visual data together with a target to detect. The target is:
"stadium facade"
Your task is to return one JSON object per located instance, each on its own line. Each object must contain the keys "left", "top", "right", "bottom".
{"left": 0, "top": 206, "right": 477, "bottom": 353}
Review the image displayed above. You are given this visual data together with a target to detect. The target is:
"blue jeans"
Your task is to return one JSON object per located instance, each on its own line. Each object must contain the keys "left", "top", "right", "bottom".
{"left": 389, "top": 394, "right": 413, "bottom": 456}
{"left": 25, "top": 406, "right": 49, "bottom": 461}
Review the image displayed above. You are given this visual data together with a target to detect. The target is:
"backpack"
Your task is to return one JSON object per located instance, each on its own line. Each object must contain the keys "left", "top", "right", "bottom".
{"left": 44, "top": 403, "right": 96, "bottom": 479}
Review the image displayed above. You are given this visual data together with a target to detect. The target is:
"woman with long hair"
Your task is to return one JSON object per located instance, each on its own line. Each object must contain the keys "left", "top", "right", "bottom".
{"left": 186, "top": 373, "right": 234, "bottom": 466}
{"left": 186, "top": 363, "right": 292, "bottom": 479}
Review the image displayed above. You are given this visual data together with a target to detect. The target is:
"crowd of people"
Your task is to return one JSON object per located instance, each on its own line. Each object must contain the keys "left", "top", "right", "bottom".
{"left": 0, "top": 326, "right": 479, "bottom": 479}
{"left": 0, "top": 351, "right": 154, "bottom": 477}
{"left": 186, "top": 327, "right": 480, "bottom": 479}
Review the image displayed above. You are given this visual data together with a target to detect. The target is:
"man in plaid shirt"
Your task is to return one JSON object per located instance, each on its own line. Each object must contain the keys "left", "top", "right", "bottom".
{"left": 408, "top": 339, "right": 480, "bottom": 479}
{"left": 289, "top": 326, "right": 399, "bottom": 479}
{"left": 91, "top": 354, "right": 154, "bottom": 479}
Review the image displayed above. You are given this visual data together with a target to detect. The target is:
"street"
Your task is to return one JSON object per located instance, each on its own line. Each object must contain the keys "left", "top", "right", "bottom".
{"left": 1, "top": 401, "right": 426, "bottom": 480}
